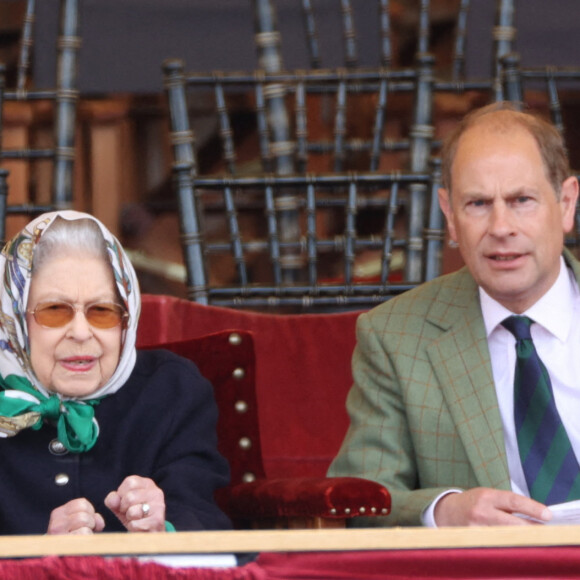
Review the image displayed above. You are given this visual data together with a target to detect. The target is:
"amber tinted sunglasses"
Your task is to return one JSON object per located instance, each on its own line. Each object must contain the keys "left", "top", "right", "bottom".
{"left": 27, "top": 301, "right": 128, "bottom": 329}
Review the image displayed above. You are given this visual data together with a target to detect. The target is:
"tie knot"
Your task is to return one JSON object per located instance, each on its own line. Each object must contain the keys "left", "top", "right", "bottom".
{"left": 502, "top": 315, "right": 533, "bottom": 341}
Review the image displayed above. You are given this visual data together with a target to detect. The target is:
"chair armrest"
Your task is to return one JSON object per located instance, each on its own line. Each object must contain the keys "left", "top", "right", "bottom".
{"left": 228, "top": 476, "right": 391, "bottom": 521}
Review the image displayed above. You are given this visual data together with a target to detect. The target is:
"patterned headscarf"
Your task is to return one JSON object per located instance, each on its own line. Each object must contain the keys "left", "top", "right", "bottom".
{"left": 0, "top": 211, "right": 141, "bottom": 452}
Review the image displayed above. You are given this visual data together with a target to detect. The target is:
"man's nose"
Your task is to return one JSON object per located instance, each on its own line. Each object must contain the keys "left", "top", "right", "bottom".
{"left": 488, "top": 202, "right": 516, "bottom": 237}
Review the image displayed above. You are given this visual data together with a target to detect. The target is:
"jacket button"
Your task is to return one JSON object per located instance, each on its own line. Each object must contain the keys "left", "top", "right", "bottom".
{"left": 54, "top": 473, "right": 70, "bottom": 486}
{"left": 49, "top": 439, "right": 68, "bottom": 456}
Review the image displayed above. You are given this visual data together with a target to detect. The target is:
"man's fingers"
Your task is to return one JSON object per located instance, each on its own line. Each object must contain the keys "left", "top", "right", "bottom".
{"left": 434, "top": 487, "right": 550, "bottom": 526}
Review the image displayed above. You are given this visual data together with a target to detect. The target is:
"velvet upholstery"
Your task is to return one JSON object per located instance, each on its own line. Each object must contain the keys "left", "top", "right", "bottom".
{"left": 229, "top": 477, "right": 390, "bottom": 521}
{"left": 142, "top": 330, "right": 264, "bottom": 488}
{"left": 137, "top": 296, "right": 391, "bottom": 527}
{"left": 137, "top": 295, "right": 363, "bottom": 479}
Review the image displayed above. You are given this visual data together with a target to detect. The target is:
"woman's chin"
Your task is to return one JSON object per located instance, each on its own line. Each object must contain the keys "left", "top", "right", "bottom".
{"left": 48, "top": 377, "right": 103, "bottom": 399}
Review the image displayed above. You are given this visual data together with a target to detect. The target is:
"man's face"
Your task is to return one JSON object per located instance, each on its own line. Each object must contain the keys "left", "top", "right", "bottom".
{"left": 438, "top": 122, "right": 578, "bottom": 313}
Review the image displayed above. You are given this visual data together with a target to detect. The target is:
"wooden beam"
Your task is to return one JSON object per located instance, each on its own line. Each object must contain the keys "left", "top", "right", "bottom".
{"left": 1, "top": 525, "right": 580, "bottom": 559}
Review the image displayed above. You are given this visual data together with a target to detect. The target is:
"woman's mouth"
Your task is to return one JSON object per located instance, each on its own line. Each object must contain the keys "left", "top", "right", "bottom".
{"left": 59, "top": 356, "right": 97, "bottom": 372}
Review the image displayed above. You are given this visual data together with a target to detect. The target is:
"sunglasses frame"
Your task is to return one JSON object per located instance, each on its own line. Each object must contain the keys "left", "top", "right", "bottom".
{"left": 27, "top": 301, "right": 129, "bottom": 330}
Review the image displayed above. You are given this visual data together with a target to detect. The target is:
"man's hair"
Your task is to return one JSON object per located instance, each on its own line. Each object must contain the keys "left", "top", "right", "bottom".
{"left": 32, "top": 217, "right": 109, "bottom": 274}
{"left": 440, "top": 101, "right": 571, "bottom": 198}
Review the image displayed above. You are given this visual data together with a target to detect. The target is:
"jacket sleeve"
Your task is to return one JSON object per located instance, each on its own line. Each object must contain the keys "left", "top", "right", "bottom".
{"left": 328, "top": 310, "right": 450, "bottom": 526}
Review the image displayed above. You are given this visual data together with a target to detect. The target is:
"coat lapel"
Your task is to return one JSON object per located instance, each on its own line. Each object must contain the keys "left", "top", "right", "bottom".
{"left": 425, "top": 269, "right": 511, "bottom": 490}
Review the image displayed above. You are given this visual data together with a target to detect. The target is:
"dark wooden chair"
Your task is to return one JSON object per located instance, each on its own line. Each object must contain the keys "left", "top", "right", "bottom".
{"left": 252, "top": 0, "right": 403, "bottom": 72}
{"left": 0, "top": 0, "right": 80, "bottom": 244}
{"left": 252, "top": 0, "right": 515, "bottom": 76}
{"left": 160, "top": 3, "right": 526, "bottom": 308}
{"left": 258, "top": 0, "right": 518, "bottom": 141}
{"left": 251, "top": 0, "right": 515, "bottom": 93}
{"left": 248, "top": 1, "right": 436, "bottom": 177}
{"left": 163, "top": 71, "right": 446, "bottom": 306}
{"left": 163, "top": 59, "right": 448, "bottom": 306}
{"left": 164, "top": 62, "right": 425, "bottom": 174}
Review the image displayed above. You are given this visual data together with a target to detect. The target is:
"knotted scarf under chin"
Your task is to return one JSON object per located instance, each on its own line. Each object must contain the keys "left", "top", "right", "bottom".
{"left": 0, "top": 375, "right": 100, "bottom": 453}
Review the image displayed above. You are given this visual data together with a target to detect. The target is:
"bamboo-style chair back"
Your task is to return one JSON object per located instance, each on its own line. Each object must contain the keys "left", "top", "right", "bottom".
{"left": 0, "top": 0, "right": 80, "bottom": 244}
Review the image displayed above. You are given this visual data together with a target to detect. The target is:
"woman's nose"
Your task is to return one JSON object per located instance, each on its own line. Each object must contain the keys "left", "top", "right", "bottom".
{"left": 66, "top": 310, "right": 93, "bottom": 340}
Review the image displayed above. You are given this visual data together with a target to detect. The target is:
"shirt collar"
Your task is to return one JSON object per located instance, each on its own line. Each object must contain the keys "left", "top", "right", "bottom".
{"left": 480, "top": 256, "right": 577, "bottom": 342}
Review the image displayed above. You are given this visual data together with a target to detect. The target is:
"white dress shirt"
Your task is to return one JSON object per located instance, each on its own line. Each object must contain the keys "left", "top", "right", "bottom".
{"left": 481, "top": 256, "right": 580, "bottom": 496}
{"left": 423, "top": 257, "right": 580, "bottom": 525}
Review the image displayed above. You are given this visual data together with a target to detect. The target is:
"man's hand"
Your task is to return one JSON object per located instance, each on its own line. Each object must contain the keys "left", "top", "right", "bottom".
{"left": 434, "top": 487, "right": 552, "bottom": 526}
{"left": 104, "top": 475, "right": 166, "bottom": 532}
{"left": 47, "top": 498, "right": 105, "bottom": 535}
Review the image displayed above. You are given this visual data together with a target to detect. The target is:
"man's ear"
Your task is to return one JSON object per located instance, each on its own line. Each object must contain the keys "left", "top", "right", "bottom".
{"left": 560, "top": 176, "right": 579, "bottom": 234}
{"left": 438, "top": 187, "right": 457, "bottom": 243}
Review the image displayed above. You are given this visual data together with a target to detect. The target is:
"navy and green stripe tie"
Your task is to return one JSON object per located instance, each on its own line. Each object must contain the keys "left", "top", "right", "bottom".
{"left": 502, "top": 315, "right": 580, "bottom": 505}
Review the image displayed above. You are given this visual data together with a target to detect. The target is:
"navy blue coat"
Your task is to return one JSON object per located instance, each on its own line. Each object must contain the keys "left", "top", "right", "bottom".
{"left": 0, "top": 349, "right": 231, "bottom": 534}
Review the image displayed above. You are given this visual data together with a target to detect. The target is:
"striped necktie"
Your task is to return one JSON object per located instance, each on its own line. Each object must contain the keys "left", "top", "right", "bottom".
{"left": 502, "top": 315, "right": 580, "bottom": 504}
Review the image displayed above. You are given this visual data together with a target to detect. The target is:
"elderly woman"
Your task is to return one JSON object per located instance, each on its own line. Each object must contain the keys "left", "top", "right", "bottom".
{"left": 0, "top": 211, "right": 231, "bottom": 535}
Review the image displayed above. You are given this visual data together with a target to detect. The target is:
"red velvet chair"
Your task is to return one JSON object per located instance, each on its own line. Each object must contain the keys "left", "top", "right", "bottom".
{"left": 137, "top": 294, "right": 391, "bottom": 528}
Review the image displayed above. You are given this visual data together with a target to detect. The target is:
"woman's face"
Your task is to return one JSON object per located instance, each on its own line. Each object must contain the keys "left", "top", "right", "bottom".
{"left": 26, "top": 254, "right": 123, "bottom": 398}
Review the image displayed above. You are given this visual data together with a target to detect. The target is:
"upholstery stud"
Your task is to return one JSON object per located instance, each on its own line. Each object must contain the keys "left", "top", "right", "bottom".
{"left": 344, "top": 508, "right": 351, "bottom": 515}
{"left": 242, "top": 472, "right": 256, "bottom": 483}
{"left": 235, "top": 400, "right": 248, "bottom": 413}
{"left": 228, "top": 332, "right": 242, "bottom": 346}
{"left": 232, "top": 367, "right": 246, "bottom": 380}
{"left": 239, "top": 437, "right": 252, "bottom": 450}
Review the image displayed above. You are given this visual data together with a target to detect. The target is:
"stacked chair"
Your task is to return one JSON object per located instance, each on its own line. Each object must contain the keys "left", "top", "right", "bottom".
{"left": 164, "top": 0, "right": 454, "bottom": 309}
{"left": 0, "top": 0, "right": 80, "bottom": 245}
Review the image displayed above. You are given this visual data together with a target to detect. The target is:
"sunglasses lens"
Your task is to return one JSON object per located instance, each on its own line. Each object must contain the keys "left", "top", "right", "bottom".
{"left": 86, "top": 303, "right": 126, "bottom": 329}
{"left": 32, "top": 302, "right": 127, "bottom": 329}
{"left": 34, "top": 302, "right": 75, "bottom": 328}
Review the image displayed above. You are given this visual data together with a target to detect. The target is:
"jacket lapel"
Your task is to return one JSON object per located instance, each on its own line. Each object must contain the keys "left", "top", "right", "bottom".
{"left": 425, "top": 269, "right": 511, "bottom": 490}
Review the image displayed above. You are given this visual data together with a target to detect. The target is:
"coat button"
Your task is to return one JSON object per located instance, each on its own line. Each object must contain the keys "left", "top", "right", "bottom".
{"left": 49, "top": 439, "right": 68, "bottom": 456}
{"left": 54, "top": 473, "right": 70, "bottom": 486}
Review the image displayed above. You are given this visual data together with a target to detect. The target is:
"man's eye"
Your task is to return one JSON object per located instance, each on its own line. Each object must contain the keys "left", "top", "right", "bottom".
{"left": 469, "top": 199, "right": 486, "bottom": 207}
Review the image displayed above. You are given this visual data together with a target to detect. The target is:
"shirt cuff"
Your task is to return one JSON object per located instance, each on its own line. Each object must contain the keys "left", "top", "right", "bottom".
{"left": 421, "top": 489, "right": 463, "bottom": 527}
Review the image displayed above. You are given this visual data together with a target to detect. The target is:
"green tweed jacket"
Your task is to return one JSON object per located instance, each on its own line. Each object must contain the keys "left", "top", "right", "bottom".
{"left": 328, "top": 251, "right": 580, "bottom": 527}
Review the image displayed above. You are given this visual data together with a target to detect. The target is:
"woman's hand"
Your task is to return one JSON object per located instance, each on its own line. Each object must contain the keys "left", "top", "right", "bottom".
{"left": 104, "top": 475, "right": 166, "bottom": 532}
{"left": 47, "top": 498, "right": 105, "bottom": 535}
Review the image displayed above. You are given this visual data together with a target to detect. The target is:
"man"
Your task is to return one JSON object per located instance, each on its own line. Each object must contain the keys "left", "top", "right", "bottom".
{"left": 328, "top": 102, "right": 580, "bottom": 526}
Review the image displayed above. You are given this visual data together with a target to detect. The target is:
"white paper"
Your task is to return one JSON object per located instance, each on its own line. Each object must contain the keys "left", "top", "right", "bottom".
{"left": 516, "top": 499, "right": 580, "bottom": 525}
{"left": 137, "top": 553, "right": 238, "bottom": 568}
{"left": 545, "top": 499, "right": 580, "bottom": 525}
